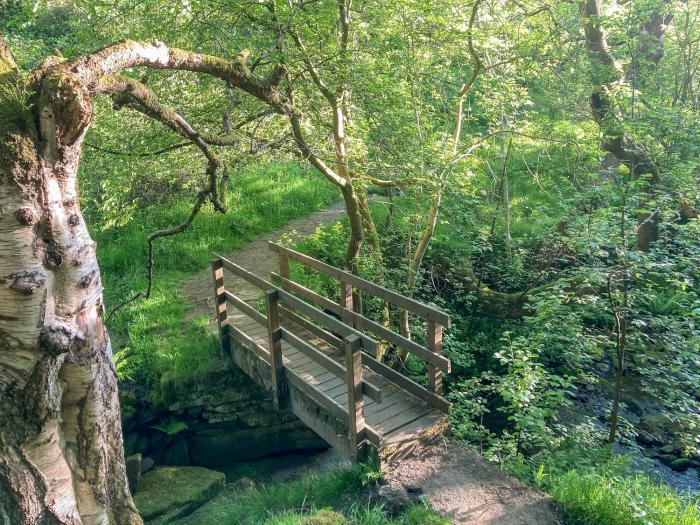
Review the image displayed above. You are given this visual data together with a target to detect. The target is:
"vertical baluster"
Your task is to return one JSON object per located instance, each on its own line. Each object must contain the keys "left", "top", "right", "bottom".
{"left": 279, "top": 253, "right": 289, "bottom": 280}
{"left": 340, "top": 281, "right": 354, "bottom": 326}
{"left": 211, "top": 258, "right": 230, "bottom": 355}
{"left": 345, "top": 335, "right": 365, "bottom": 456}
{"left": 427, "top": 321, "right": 443, "bottom": 395}
{"left": 265, "top": 289, "right": 286, "bottom": 410}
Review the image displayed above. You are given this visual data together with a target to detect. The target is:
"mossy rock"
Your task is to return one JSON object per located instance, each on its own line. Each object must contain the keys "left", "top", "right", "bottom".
{"left": 670, "top": 458, "right": 690, "bottom": 472}
{"left": 134, "top": 466, "right": 225, "bottom": 524}
{"left": 300, "top": 509, "right": 348, "bottom": 525}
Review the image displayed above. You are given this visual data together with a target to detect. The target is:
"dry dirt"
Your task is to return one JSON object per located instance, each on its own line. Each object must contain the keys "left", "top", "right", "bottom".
{"left": 179, "top": 203, "right": 563, "bottom": 524}
{"left": 378, "top": 438, "right": 563, "bottom": 524}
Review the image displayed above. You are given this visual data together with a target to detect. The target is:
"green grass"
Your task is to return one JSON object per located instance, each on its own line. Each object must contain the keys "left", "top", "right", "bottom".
{"left": 505, "top": 447, "right": 700, "bottom": 525}
{"left": 90, "top": 162, "right": 338, "bottom": 397}
{"left": 174, "top": 464, "right": 448, "bottom": 525}
{"left": 544, "top": 469, "right": 700, "bottom": 525}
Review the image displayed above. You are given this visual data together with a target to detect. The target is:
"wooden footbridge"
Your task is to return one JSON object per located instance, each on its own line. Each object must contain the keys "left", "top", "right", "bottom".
{"left": 211, "top": 243, "right": 451, "bottom": 463}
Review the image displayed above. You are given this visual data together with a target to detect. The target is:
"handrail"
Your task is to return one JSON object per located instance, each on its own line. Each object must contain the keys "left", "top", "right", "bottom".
{"left": 273, "top": 272, "right": 450, "bottom": 372}
{"left": 213, "top": 253, "right": 378, "bottom": 354}
{"left": 265, "top": 244, "right": 451, "bottom": 397}
{"left": 267, "top": 242, "right": 451, "bottom": 327}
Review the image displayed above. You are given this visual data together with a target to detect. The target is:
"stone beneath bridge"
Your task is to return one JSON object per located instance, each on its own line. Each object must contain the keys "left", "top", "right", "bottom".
{"left": 121, "top": 362, "right": 328, "bottom": 469}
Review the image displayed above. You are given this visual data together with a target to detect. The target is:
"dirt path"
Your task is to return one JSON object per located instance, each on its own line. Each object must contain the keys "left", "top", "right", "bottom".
{"left": 379, "top": 439, "right": 563, "bottom": 524}
{"left": 181, "top": 201, "right": 345, "bottom": 322}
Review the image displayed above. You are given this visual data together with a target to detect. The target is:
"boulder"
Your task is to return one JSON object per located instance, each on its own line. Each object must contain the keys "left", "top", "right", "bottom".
{"left": 659, "top": 444, "right": 675, "bottom": 455}
{"left": 134, "top": 466, "right": 225, "bottom": 524}
{"left": 125, "top": 454, "right": 142, "bottom": 493}
{"left": 636, "top": 430, "right": 661, "bottom": 447}
{"left": 638, "top": 414, "right": 672, "bottom": 443}
{"left": 657, "top": 454, "right": 677, "bottom": 467}
{"left": 141, "top": 456, "right": 155, "bottom": 474}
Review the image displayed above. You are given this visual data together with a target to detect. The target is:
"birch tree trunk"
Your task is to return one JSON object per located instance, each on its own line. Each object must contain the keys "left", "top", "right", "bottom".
{"left": 0, "top": 42, "right": 140, "bottom": 525}
{"left": 0, "top": 33, "right": 288, "bottom": 524}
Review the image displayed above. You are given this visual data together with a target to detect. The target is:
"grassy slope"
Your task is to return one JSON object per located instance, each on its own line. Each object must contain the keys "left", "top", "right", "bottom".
{"left": 89, "top": 163, "right": 338, "bottom": 395}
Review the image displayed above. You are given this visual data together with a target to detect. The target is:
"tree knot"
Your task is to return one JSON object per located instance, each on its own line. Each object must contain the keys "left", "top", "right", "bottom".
{"left": 40, "top": 322, "right": 85, "bottom": 356}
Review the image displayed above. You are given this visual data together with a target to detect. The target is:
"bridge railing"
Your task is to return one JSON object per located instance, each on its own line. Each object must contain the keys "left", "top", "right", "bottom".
{"left": 212, "top": 253, "right": 381, "bottom": 455}
{"left": 267, "top": 242, "right": 451, "bottom": 414}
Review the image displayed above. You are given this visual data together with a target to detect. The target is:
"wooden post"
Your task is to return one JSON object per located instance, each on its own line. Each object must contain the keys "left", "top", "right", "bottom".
{"left": 340, "top": 281, "right": 353, "bottom": 326}
{"left": 211, "top": 258, "right": 230, "bottom": 355}
{"left": 265, "top": 289, "right": 286, "bottom": 410}
{"left": 427, "top": 321, "right": 443, "bottom": 395}
{"left": 279, "top": 253, "right": 289, "bottom": 280}
{"left": 345, "top": 334, "right": 365, "bottom": 457}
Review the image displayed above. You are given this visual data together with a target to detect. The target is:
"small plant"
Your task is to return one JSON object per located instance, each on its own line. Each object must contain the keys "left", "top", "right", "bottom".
{"left": 152, "top": 416, "right": 188, "bottom": 436}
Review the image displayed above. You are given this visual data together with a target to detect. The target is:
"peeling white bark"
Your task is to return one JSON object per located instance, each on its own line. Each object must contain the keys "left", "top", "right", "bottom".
{"left": 1, "top": 39, "right": 140, "bottom": 525}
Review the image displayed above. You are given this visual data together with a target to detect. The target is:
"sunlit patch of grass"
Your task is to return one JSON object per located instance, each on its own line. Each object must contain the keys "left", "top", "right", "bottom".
{"left": 545, "top": 470, "right": 700, "bottom": 525}
{"left": 94, "top": 162, "right": 338, "bottom": 395}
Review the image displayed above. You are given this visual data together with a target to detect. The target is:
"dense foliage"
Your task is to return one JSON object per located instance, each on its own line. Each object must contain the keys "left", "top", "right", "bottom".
{"left": 3, "top": 0, "right": 699, "bottom": 522}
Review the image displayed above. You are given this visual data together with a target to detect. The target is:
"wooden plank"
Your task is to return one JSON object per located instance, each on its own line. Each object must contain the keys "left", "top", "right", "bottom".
{"left": 298, "top": 371, "right": 344, "bottom": 394}
{"left": 290, "top": 358, "right": 326, "bottom": 377}
{"left": 364, "top": 396, "right": 408, "bottom": 423}
{"left": 267, "top": 243, "right": 451, "bottom": 327}
{"left": 382, "top": 411, "right": 446, "bottom": 446}
{"left": 317, "top": 376, "right": 346, "bottom": 393}
{"left": 286, "top": 369, "right": 348, "bottom": 423}
{"left": 361, "top": 353, "right": 451, "bottom": 413}
{"left": 284, "top": 351, "right": 315, "bottom": 372}
{"left": 225, "top": 291, "right": 266, "bottom": 326}
{"left": 299, "top": 367, "right": 337, "bottom": 387}
{"left": 374, "top": 406, "right": 431, "bottom": 436}
{"left": 233, "top": 315, "right": 264, "bottom": 334}
{"left": 226, "top": 322, "right": 269, "bottom": 363}
{"left": 266, "top": 290, "right": 286, "bottom": 410}
{"left": 275, "top": 274, "right": 449, "bottom": 372}
{"left": 281, "top": 328, "right": 382, "bottom": 402}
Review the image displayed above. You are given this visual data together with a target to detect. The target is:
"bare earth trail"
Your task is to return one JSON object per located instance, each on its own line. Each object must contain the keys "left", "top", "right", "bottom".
{"left": 179, "top": 203, "right": 562, "bottom": 524}
{"left": 181, "top": 201, "right": 346, "bottom": 321}
{"left": 379, "top": 439, "right": 562, "bottom": 524}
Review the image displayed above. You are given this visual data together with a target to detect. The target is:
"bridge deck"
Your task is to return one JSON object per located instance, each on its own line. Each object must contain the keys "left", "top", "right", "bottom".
{"left": 212, "top": 245, "right": 451, "bottom": 462}
{"left": 231, "top": 310, "right": 446, "bottom": 448}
